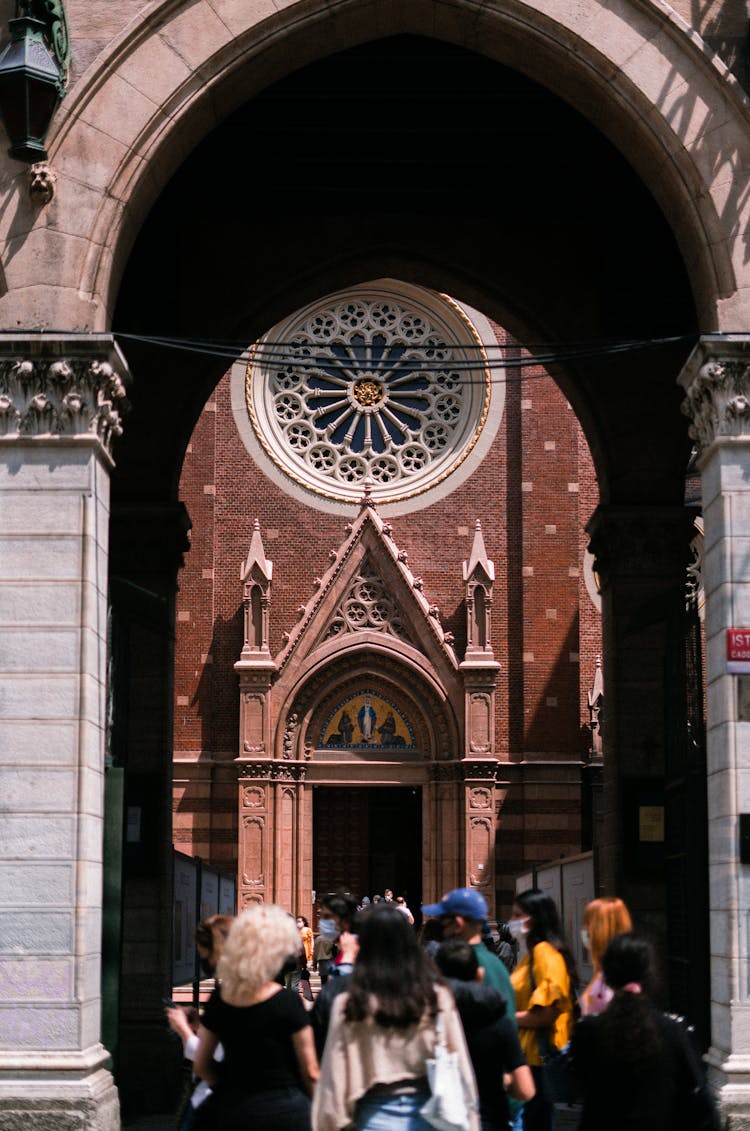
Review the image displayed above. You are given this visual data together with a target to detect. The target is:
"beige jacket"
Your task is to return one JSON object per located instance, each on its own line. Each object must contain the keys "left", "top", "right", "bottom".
{"left": 312, "top": 983, "right": 479, "bottom": 1131}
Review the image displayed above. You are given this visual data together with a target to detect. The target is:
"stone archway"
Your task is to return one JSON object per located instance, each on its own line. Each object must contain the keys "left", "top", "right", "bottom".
{"left": 0, "top": 0, "right": 747, "bottom": 330}
{"left": 5, "top": 3, "right": 750, "bottom": 1127}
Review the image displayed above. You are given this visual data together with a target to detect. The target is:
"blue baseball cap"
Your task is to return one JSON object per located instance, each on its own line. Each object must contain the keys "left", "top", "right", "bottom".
{"left": 421, "top": 887, "right": 488, "bottom": 920}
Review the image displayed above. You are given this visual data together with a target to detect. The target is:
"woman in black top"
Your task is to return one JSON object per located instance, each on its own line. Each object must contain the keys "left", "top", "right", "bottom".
{"left": 194, "top": 904, "right": 319, "bottom": 1131}
{"left": 571, "top": 933, "right": 719, "bottom": 1131}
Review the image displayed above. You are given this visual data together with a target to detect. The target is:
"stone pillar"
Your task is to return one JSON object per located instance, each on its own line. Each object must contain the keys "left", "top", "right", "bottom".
{"left": 463, "top": 761, "right": 499, "bottom": 917}
{"left": 586, "top": 503, "right": 697, "bottom": 927}
{"left": 680, "top": 336, "right": 750, "bottom": 1126}
{"left": 237, "top": 762, "right": 308, "bottom": 911}
{"left": 0, "top": 336, "right": 128, "bottom": 1129}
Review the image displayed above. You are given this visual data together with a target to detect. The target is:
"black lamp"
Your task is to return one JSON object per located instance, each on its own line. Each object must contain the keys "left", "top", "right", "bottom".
{"left": 0, "top": 12, "right": 62, "bottom": 162}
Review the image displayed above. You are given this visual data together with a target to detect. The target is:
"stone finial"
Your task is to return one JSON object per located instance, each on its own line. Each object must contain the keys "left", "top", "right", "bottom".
{"left": 588, "top": 655, "right": 604, "bottom": 757}
{"left": 463, "top": 518, "right": 495, "bottom": 582}
{"left": 241, "top": 519, "right": 272, "bottom": 583}
{"left": 359, "top": 478, "right": 377, "bottom": 509}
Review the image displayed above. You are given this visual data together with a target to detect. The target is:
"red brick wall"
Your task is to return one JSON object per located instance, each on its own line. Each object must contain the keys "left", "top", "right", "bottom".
{"left": 172, "top": 324, "right": 602, "bottom": 886}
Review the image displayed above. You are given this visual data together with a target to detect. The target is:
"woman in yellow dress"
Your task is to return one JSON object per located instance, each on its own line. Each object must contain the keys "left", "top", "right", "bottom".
{"left": 297, "top": 916, "right": 314, "bottom": 965}
{"left": 508, "top": 890, "right": 577, "bottom": 1131}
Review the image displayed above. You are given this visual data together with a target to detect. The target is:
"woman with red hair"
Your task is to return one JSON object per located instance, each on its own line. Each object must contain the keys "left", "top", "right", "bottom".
{"left": 579, "top": 897, "right": 632, "bottom": 1017}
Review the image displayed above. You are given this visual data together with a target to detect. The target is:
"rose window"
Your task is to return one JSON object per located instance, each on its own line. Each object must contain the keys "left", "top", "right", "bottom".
{"left": 246, "top": 282, "right": 493, "bottom": 504}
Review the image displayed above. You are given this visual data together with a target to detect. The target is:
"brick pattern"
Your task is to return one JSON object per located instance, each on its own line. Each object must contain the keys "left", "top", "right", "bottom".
{"left": 172, "top": 325, "right": 601, "bottom": 908}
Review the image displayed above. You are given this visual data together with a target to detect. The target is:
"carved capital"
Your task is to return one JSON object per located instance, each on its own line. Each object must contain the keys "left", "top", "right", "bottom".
{"left": 461, "top": 759, "right": 498, "bottom": 781}
{"left": 679, "top": 336, "right": 750, "bottom": 453}
{"left": 238, "top": 759, "right": 307, "bottom": 782}
{"left": 682, "top": 357, "right": 750, "bottom": 448}
{"left": 0, "top": 337, "right": 129, "bottom": 462}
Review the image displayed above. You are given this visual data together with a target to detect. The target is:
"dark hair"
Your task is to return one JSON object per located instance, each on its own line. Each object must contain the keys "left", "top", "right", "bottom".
{"left": 319, "top": 890, "right": 359, "bottom": 930}
{"left": 515, "top": 889, "right": 578, "bottom": 986}
{"left": 596, "top": 933, "right": 663, "bottom": 1067}
{"left": 434, "top": 939, "right": 479, "bottom": 982}
{"left": 296, "top": 915, "right": 309, "bottom": 927}
{"left": 344, "top": 904, "right": 438, "bottom": 1028}
{"left": 195, "top": 914, "right": 234, "bottom": 963}
{"left": 419, "top": 918, "right": 444, "bottom": 945}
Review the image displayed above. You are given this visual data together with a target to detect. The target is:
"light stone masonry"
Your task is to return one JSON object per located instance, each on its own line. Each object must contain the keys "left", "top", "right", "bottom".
{"left": 681, "top": 335, "right": 750, "bottom": 1127}
{"left": 0, "top": 335, "right": 128, "bottom": 1130}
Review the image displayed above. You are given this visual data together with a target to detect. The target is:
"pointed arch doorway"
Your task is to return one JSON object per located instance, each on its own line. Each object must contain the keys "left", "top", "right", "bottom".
{"left": 313, "top": 785, "right": 422, "bottom": 913}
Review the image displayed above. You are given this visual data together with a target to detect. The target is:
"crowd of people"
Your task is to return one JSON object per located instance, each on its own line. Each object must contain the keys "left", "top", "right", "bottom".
{"left": 165, "top": 888, "right": 719, "bottom": 1131}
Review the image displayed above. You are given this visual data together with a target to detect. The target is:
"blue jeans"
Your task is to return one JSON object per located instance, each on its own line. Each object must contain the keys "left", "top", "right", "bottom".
{"left": 355, "top": 1092, "right": 433, "bottom": 1130}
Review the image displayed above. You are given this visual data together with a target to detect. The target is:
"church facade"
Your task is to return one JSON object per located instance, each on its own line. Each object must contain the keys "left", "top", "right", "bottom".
{"left": 3, "top": 1, "right": 750, "bottom": 1127}
{"left": 171, "top": 282, "right": 601, "bottom": 918}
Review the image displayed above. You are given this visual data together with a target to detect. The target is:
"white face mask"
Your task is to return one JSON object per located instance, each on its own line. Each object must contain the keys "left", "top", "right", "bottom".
{"left": 580, "top": 928, "right": 590, "bottom": 950}
{"left": 507, "top": 918, "right": 527, "bottom": 943}
{"left": 318, "top": 918, "right": 340, "bottom": 941}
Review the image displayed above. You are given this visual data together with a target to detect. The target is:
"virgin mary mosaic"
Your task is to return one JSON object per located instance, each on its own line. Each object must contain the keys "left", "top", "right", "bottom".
{"left": 321, "top": 691, "right": 416, "bottom": 749}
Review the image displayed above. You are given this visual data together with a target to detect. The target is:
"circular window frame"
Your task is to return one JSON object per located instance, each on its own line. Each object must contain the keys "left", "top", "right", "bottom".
{"left": 231, "top": 280, "right": 505, "bottom": 516}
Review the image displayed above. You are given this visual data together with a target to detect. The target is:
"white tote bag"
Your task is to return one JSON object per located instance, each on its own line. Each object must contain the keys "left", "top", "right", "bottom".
{"left": 420, "top": 1012, "right": 473, "bottom": 1131}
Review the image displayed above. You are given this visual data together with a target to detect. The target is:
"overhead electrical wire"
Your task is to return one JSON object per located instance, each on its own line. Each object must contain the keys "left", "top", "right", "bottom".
{"left": 113, "top": 330, "right": 697, "bottom": 381}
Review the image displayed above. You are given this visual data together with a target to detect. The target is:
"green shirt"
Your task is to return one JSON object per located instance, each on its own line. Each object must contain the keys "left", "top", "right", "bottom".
{"left": 472, "top": 940, "right": 516, "bottom": 1020}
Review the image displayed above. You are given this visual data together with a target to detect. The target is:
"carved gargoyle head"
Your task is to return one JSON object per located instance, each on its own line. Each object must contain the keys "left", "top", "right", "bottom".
{"left": 29, "top": 162, "right": 57, "bottom": 205}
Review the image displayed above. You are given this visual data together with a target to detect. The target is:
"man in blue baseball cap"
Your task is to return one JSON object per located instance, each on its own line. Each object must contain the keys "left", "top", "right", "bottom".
{"left": 422, "top": 888, "right": 515, "bottom": 1013}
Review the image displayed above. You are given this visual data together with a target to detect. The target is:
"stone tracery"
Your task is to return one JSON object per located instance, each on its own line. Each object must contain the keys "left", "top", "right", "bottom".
{"left": 246, "top": 283, "right": 491, "bottom": 504}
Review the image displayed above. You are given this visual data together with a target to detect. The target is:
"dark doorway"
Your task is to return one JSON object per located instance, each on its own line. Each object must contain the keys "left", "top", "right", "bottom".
{"left": 313, "top": 787, "right": 422, "bottom": 916}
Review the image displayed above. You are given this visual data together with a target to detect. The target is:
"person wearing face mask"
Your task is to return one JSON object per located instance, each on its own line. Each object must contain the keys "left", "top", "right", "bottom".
{"left": 578, "top": 897, "right": 632, "bottom": 1016}
{"left": 508, "top": 891, "right": 577, "bottom": 1131}
{"left": 311, "top": 891, "right": 361, "bottom": 1055}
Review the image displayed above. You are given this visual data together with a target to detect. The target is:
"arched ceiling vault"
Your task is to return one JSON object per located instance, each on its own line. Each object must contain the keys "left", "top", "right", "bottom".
{"left": 112, "top": 34, "right": 698, "bottom": 507}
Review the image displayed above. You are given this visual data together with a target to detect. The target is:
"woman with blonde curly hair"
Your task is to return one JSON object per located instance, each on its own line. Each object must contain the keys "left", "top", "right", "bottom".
{"left": 579, "top": 897, "right": 632, "bottom": 1016}
{"left": 194, "top": 904, "right": 319, "bottom": 1130}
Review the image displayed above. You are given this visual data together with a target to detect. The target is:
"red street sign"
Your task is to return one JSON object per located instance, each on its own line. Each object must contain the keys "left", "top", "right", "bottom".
{"left": 727, "top": 629, "right": 750, "bottom": 672}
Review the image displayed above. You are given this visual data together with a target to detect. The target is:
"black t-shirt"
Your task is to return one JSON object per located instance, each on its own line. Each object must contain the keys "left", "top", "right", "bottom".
{"left": 450, "top": 980, "right": 525, "bottom": 1130}
{"left": 202, "top": 986, "right": 310, "bottom": 1093}
{"left": 571, "top": 1007, "right": 717, "bottom": 1131}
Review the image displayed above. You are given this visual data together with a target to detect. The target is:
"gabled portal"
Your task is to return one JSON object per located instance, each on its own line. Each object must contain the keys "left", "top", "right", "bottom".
{"left": 234, "top": 492, "right": 502, "bottom": 914}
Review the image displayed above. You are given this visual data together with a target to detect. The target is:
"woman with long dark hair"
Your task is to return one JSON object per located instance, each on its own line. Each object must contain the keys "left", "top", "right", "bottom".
{"left": 571, "top": 933, "right": 719, "bottom": 1130}
{"left": 508, "top": 890, "right": 577, "bottom": 1131}
{"left": 313, "top": 902, "right": 479, "bottom": 1131}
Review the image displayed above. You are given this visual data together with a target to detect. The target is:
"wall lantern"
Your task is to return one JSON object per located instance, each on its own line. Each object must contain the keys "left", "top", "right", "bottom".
{"left": 0, "top": 1, "right": 70, "bottom": 163}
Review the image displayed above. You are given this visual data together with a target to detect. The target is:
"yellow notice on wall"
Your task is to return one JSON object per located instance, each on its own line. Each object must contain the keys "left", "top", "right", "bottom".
{"left": 639, "top": 805, "right": 665, "bottom": 843}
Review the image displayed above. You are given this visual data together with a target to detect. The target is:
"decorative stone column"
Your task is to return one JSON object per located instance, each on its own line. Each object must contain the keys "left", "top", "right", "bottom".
{"left": 680, "top": 335, "right": 750, "bottom": 1126}
{"left": 0, "top": 336, "right": 128, "bottom": 1130}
